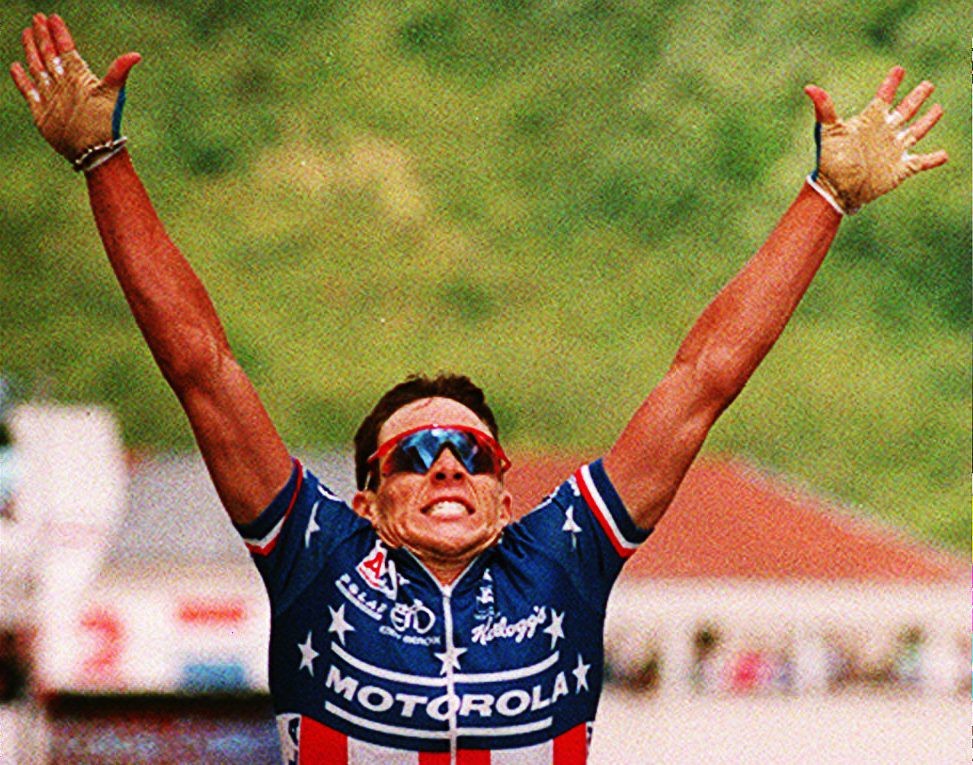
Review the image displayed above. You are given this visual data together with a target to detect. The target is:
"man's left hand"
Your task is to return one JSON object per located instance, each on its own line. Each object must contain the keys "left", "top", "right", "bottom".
{"left": 804, "top": 66, "right": 948, "bottom": 214}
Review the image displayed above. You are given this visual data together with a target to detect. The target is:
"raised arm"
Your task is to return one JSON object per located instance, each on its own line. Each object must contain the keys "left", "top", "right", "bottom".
{"left": 10, "top": 14, "right": 291, "bottom": 524}
{"left": 603, "top": 66, "right": 947, "bottom": 530}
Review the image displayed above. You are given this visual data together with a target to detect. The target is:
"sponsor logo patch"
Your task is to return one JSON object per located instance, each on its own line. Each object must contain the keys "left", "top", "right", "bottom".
{"left": 471, "top": 605, "right": 547, "bottom": 647}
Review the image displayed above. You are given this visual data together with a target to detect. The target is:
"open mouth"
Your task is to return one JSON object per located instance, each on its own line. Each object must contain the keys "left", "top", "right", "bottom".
{"left": 422, "top": 500, "right": 473, "bottom": 518}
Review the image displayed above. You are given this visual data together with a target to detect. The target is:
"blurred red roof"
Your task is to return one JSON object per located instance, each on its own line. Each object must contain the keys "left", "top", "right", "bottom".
{"left": 506, "top": 455, "right": 965, "bottom": 583}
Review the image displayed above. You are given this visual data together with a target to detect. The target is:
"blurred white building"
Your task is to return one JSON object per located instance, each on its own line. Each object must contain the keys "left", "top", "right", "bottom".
{"left": 0, "top": 406, "right": 966, "bottom": 762}
{"left": 14, "top": 437, "right": 969, "bottom": 700}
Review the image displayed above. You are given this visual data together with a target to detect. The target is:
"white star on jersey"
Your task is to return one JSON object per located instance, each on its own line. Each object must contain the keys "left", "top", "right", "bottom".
{"left": 572, "top": 653, "right": 590, "bottom": 693}
{"left": 435, "top": 644, "right": 468, "bottom": 674}
{"left": 562, "top": 506, "right": 582, "bottom": 549}
{"left": 328, "top": 604, "right": 355, "bottom": 645}
{"left": 568, "top": 476, "right": 581, "bottom": 497}
{"left": 298, "top": 631, "right": 319, "bottom": 676}
{"left": 305, "top": 500, "right": 321, "bottom": 548}
{"left": 543, "top": 609, "right": 565, "bottom": 649}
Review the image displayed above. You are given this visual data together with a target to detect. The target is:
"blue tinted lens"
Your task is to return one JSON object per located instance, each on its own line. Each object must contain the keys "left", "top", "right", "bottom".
{"left": 387, "top": 428, "right": 492, "bottom": 476}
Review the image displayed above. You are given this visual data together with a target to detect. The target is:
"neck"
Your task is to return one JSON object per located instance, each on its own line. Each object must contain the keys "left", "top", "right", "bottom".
{"left": 414, "top": 528, "right": 507, "bottom": 586}
{"left": 376, "top": 528, "right": 504, "bottom": 588}
{"left": 409, "top": 548, "right": 477, "bottom": 587}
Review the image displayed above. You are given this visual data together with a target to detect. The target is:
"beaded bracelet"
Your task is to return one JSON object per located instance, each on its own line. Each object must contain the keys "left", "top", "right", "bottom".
{"left": 73, "top": 136, "right": 128, "bottom": 173}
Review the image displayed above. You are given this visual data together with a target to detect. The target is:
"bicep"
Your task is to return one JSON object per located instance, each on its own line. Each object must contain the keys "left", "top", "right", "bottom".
{"left": 603, "top": 361, "right": 724, "bottom": 530}
{"left": 178, "top": 354, "right": 292, "bottom": 525}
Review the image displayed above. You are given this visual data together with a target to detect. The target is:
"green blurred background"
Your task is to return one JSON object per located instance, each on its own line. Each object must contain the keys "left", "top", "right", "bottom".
{"left": 1, "top": 1, "right": 968, "bottom": 549}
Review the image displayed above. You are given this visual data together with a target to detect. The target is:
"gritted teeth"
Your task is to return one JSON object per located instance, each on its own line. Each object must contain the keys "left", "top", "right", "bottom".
{"left": 422, "top": 500, "right": 472, "bottom": 516}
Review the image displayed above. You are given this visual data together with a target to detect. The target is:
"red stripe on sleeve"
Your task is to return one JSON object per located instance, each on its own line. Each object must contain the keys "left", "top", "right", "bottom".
{"left": 553, "top": 722, "right": 588, "bottom": 764}
{"left": 298, "top": 716, "right": 347, "bottom": 765}
{"left": 573, "top": 469, "right": 629, "bottom": 559}
{"left": 246, "top": 459, "right": 304, "bottom": 556}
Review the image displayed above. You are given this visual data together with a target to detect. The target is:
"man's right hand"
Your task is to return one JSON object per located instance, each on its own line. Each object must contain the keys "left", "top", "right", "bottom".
{"left": 10, "top": 13, "right": 141, "bottom": 172}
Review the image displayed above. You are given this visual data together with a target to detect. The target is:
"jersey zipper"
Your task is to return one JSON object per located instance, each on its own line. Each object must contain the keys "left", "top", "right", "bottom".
{"left": 404, "top": 551, "right": 478, "bottom": 765}
{"left": 442, "top": 583, "right": 458, "bottom": 764}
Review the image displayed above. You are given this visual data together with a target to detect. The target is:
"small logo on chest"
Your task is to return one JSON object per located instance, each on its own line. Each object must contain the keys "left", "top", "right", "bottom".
{"left": 470, "top": 605, "right": 566, "bottom": 649}
{"left": 471, "top": 605, "right": 545, "bottom": 646}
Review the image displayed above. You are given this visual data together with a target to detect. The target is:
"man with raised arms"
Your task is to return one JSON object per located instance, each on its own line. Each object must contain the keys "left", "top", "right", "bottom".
{"left": 11, "top": 13, "right": 947, "bottom": 764}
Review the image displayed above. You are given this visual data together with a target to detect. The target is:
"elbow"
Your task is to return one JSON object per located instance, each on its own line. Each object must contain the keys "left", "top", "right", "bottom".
{"left": 675, "top": 341, "right": 760, "bottom": 416}
{"left": 153, "top": 323, "right": 231, "bottom": 395}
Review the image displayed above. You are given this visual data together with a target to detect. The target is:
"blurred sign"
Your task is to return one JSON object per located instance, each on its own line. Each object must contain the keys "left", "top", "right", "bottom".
{"left": 47, "top": 588, "right": 269, "bottom": 693}
{"left": 8, "top": 405, "right": 128, "bottom": 688}
{"left": 5, "top": 403, "right": 272, "bottom": 695}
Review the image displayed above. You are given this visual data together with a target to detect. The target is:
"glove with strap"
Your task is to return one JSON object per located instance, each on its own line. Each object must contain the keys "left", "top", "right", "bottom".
{"left": 30, "top": 49, "right": 133, "bottom": 172}
{"left": 804, "top": 67, "right": 946, "bottom": 215}
{"left": 12, "top": 14, "right": 140, "bottom": 173}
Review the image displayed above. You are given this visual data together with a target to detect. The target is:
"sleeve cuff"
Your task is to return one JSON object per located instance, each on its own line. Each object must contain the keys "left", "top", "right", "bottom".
{"left": 575, "top": 458, "right": 652, "bottom": 559}
{"left": 234, "top": 458, "right": 303, "bottom": 555}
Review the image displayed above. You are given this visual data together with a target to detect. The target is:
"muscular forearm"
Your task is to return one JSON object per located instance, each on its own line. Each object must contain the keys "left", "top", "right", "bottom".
{"left": 85, "top": 150, "right": 232, "bottom": 392}
{"left": 602, "top": 67, "right": 946, "bottom": 530}
{"left": 605, "top": 183, "right": 840, "bottom": 525}
{"left": 674, "top": 182, "right": 840, "bottom": 408}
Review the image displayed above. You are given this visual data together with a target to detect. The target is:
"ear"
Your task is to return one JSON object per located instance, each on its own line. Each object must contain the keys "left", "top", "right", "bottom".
{"left": 352, "top": 490, "right": 377, "bottom": 519}
{"left": 497, "top": 485, "right": 513, "bottom": 526}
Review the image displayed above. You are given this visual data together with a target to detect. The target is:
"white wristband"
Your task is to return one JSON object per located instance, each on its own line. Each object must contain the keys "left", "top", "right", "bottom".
{"left": 805, "top": 174, "right": 847, "bottom": 216}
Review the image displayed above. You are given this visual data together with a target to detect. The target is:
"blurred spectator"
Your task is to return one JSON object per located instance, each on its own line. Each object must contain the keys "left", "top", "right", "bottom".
{"left": 604, "top": 631, "right": 663, "bottom": 694}
{"left": 0, "top": 631, "right": 28, "bottom": 703}
{"left": 0, "top": 630, "right": 33, "bottom": 762}
{"left": 726, "top": 647, "right": 772, "bottom": 695}
{"left": 792, "top": 632, "right": 829, "bottom": 694}
{"left": 627, "top": 650, "right": 661, "bottom": 693}
{"left": 690, "top": 624, "right": 723, "bottom": 694}
{"left": 767, "top": 647, "right": 795, "bottom": 694}
{"left": 824, "top": 631, "right": 858, "bottom": 691}
{"left": 958, "top": 633, "right": 972, "bottom": 697}
{"left": 891, "top": 626, "right": 924, "bottom": 690}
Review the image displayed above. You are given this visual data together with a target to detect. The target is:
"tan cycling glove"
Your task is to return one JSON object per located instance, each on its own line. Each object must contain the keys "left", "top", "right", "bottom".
{"left": 811, "top": 98, "right": 921, "bottom": 214}
{"left": 12, "top": 14, "right": 139, "bottom": 171}
{"left": 806, "top": 69, "right": 946, "bottom": 215}
{"left": 25, "top": 49, "right": 129, "bottom": 172}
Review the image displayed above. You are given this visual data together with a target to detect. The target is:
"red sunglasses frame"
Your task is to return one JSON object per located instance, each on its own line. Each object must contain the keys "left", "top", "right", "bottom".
{"left": 367, "top": 424, "right": 511, "bottom": 484}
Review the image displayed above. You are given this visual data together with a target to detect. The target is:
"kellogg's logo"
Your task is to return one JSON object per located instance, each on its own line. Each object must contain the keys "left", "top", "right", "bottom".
{"left": 471, "top": 605, "right": 547, "bottom": 646}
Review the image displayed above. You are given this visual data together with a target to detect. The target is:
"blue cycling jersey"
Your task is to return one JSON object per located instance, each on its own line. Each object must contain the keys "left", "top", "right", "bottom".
{"left": 236, "top": 458, "right": 650, "bottom": 764}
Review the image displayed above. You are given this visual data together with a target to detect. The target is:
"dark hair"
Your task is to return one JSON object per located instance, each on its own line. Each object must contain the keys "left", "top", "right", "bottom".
{"left": 354, "top": 373, "right": 500, "bottom": 490}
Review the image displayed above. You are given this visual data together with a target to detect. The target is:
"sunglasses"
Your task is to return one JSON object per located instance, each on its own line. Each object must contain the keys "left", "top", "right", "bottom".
{"left": 366, "top": 425, "right": 511, "bottom": 489}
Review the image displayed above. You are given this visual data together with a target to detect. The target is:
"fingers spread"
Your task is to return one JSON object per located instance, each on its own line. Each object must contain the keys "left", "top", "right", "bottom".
{"left": 32, "top": 14, "right": 62, "bottom": 75}
{"left": 48, "top": 14, "right": 76, "bottom": 55}
{"left": 804, "top": 84, "right": 837, "bottom": 124}
{"left": 22, "top": 26, "right": 44, "bottom": 79}
{"left": 904, "top": 103, "right": 943, "bottom": 146}
{"left": 875, "top": 66, "right": 905, "bottom": 104}
{"left": 893, "top": 80, "right": 934, "bottom": 124}
{"left": 905, "top": 150, "right": 948, "bottom": 174}
{"left": 9, "top": 62, "right": 40, "bottom": 105}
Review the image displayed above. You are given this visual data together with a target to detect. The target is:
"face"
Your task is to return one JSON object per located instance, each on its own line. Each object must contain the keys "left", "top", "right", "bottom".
{"left": 352, "top": 397, "right": 512, "bottom": 578}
